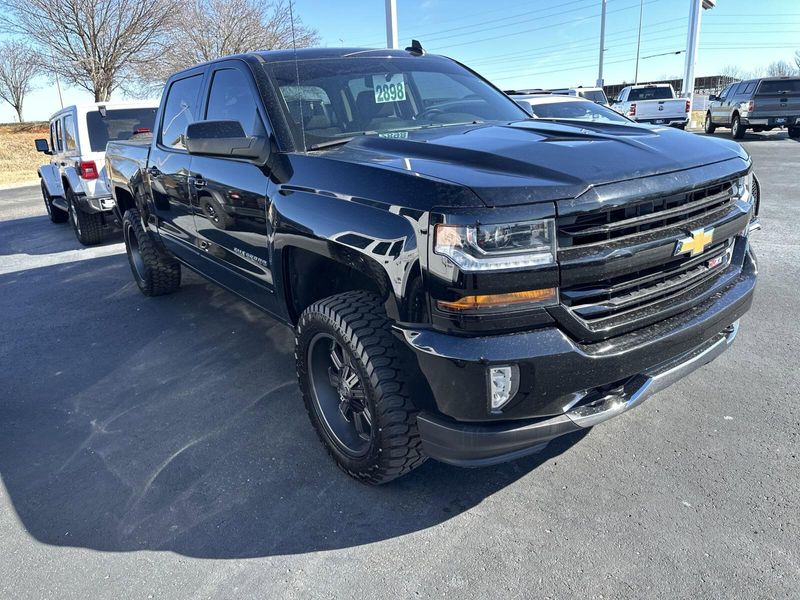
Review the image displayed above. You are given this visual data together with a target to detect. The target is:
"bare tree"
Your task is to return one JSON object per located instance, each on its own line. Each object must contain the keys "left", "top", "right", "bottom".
{"left": 148, "top": 0, "right": 319, "bottom": 82}
{"left": 0, "top": 0, "right": 176, "bottom": 101}
{"left": 796, "top": 50, "right": 800, "bottom": 73}
{"left": 0, "top": 40, "right": 41, "bottom": 122}
{"left": 719, "top": 65, "right": 744, "bottom": 81}
{"left": 766, "top": 60, "right": 796, "bottom": 77}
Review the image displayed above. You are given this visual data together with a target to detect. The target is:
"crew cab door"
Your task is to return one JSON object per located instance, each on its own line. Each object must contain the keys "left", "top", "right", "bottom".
{"left": 188, "top": 62, "right": 276, "bottom": 310}
{"left": 148, "top": 70, "right": 205, "bottom": 261}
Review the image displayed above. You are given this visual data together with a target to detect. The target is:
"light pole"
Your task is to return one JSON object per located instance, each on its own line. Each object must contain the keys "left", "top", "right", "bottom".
{"left": 385, "top": 0, "right": 398, "bottom": 49}
{"left": 597, "top": 0, "right": 607, "bottom": 88}
{"left": 682, "top": 0, "right": 716, "bottom": 104}
{"left": 633, "top": 0, "right": 644, "bottom": 84}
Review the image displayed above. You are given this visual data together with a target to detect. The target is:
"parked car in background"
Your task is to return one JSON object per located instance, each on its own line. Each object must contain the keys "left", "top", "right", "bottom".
{"left": 34, "top": 101, "right": 158, "bottom": 245}
{"left": 705, "top": 77, "right": 800, "bottom": 139}
{"left": 510, "top": 93, "right": 629, "bottom": 123}
{"left": 549, "top": 86, "right": 609, "bottom": 106}
{"left": 611, "top": 83, "right": 690, "bottom": 129}
{"left": 106, "top": 47, "right": 758, "bottom": 484}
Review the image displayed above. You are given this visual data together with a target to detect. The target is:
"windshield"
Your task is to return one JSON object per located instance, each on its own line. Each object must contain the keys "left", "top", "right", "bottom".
{"left": 757, "top": 79, "right": 800, "bottom": 94}
{"left": 262, "top": 56, "right": 528, "bottom": 150}
{"left": 527, "top": 100, "right": 629, "bottom": 123}
{"left": 578, "top": 89, "right": 608, "bottom": 104}
{"left": 85, "top": 108, "right": 157, "bottom": 152}
{"left": 627, "top": 87, "right": 674, "bottom": 101}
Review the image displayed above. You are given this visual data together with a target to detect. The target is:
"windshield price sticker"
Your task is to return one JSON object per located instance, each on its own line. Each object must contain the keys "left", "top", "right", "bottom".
{"left": 374, "top": 74, "right": 406, "bottom": 103}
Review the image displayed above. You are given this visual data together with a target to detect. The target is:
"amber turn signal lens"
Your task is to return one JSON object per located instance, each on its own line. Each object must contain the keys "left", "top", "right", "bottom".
{"left": 436, "top": 288, "right": 557, "bottom": 311}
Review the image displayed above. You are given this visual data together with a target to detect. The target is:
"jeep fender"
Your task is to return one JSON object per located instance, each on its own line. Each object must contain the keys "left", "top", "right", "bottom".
{"left": 38, "top": 164, "right": 65, "bottom": 199}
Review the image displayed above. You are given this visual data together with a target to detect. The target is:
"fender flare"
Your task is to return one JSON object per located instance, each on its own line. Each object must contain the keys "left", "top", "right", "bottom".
{"left": 38, "top": 164, "right": 65, "bottom": 199}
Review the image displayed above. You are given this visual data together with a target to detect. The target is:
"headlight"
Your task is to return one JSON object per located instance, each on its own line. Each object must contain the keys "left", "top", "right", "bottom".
{"left": 733, "top": 172, "right": 753, "bottom": 200}
{"left": 434, "top": 218, "right": 556, "bottom": 272}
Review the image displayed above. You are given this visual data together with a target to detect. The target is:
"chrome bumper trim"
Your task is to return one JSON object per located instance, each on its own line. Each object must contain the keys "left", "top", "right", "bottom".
{"left": 566, "top": 321, "right": 739, "bottom": 428}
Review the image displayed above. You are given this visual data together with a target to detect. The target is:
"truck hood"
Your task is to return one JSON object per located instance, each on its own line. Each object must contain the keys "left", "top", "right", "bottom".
{"left": 326, "top": 120, "right": 748, "bottom": 207}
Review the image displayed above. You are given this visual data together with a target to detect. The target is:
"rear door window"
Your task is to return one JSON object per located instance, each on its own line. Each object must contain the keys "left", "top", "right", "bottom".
{"left": 63, "top": 115, "right": 77, "bottom": 152}
{"left": 160, "top": 74, "right": 204, "bottom": 149}
{"left": 743, "top": 83, "right": 756, "bottom": 95}
{"left": 205, "top": 68, "right": 266, "bottom": 137}
{"left": 86, "top": 108, "right": 157, "bottom": 152}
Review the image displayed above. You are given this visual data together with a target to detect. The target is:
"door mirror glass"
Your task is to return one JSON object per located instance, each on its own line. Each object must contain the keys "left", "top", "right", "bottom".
{"left": 185, "top": 120, "right": 267, "bottom": 160}
{"left": 709, "top": 94, "right": 719, "bottom": 101}
{"left": 34, "top": 138, "right": 51, "bottom": 154}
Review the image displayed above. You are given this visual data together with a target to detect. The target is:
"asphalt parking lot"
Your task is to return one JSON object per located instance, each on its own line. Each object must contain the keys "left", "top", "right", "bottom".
{"left": 1, "top": 130, "right": 798, "bottom": 599}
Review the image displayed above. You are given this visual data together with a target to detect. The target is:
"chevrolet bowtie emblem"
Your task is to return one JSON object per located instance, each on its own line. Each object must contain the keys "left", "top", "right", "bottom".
{"left": 675, "top": 227, "right": 714, "bottom": 257}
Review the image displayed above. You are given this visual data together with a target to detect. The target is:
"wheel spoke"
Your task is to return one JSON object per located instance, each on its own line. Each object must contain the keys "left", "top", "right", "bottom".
{"left": 353, "top": 410, "right": 371, "bottom": 441}
{"left": 329, "top": 342, "right": 344, "bottom": 371}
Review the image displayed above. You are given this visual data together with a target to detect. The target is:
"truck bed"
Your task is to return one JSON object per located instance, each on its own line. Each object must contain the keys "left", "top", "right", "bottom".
{"left": 105, "top": 137, "right": 151, "bottom": 199}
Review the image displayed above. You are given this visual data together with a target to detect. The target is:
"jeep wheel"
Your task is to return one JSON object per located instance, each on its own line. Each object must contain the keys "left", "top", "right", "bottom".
{"left": 704, "top": 113, "right": 716, "bottom": 134}
{"left": 41, "top": 181, "right": 67, "bottom": 223}
{"left": 731, "top": 115, "right": 746, "bottom": 140}
{"left": 123, "top": 208, "right": 181, "bottom": 296}
{"left": 296, "top": 290, "right": 426, "bottom": 484}
{"left": 67, "top": 188, "right": 104, "bottom": 245}
{"left": 788, "top": 126, "right": 800, "bottom": 139}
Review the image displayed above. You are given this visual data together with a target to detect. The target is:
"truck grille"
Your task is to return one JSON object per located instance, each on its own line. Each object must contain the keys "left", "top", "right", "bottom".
{"left": 558, "top": 180, "right": 734, "bottom": 248}
{"left": 555, "top": 178, "right": 749, "bottom": 341}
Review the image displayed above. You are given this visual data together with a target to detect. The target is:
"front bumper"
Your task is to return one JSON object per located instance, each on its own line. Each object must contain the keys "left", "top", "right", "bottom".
{"left": 399, "top": 245, "right": 756, "bottom": 466}
{"left": 416, "top": 321, "right": 738, "bottom": 466}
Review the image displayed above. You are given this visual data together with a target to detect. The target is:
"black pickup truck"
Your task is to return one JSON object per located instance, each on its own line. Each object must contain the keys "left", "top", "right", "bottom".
{"left": 106, "top": 47, "right": 760, "bottom": 484}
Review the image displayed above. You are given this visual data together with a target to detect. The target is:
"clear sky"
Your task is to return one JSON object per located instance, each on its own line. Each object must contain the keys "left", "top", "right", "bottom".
{"left": 2, "top": 0, "right": 798, "bottom": 122}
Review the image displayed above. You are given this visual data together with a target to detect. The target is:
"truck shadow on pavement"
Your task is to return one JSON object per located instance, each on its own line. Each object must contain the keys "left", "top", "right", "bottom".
{"left": 0, "top": 242, "right": 586, "bottom": 559}
{"left": 0, "top": 214, "right": 123, "bottom": 256}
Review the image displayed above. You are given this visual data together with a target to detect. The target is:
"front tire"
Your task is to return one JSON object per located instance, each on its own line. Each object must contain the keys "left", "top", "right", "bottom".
{"left": 41, "top": 181, "right": 67, "bottom": 223}
{"left": 295, "top": 290, "right": 426, "bottom": 484}
{"left": 704, "top": 113, "right": 716, "bottom": 134}
{"left": 732, "top": 115, "right": 746, "bottom": 140}
{"left": 122, "top": 208, "right": 181, "bottom": 296}
{"left": 67, "top": 188, "right": 104, "bottom": 245}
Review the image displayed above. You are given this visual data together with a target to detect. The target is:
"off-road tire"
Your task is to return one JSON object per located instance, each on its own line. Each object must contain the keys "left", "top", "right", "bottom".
{"left": 704, "top": 112, "right": 716, "bottom": 134}
{"left": 122, "top": 208, "right": 181, "bottom": 296}
{"left": 788, "top": 126, "right": 800, "bottom": 139}
{"left": 67, "top": 188, "right": 104, "bottom": 245}
{"left": 732, "top": 115, "right": 746, "bottom": 140}
{"left": 41, "top": 180, "right": 67, "bottom": 223}
{"left": 295, "top": 290, "right": 426, "bottom": 484}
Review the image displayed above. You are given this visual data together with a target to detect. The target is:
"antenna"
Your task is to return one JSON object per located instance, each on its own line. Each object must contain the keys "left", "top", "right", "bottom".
{"left": 288, "top": 0, "right": 307, "bottom": 153}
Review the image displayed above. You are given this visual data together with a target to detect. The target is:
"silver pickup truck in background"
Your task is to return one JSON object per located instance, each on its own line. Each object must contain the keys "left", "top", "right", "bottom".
{"left": 704, "top": 77, "right": 800, "bottom": 140}
{"left": 611, "top": 84, "right": 690, "bottom": 129}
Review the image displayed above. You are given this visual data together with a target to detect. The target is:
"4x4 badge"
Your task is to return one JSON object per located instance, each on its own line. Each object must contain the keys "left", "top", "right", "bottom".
{"left": 675, "top": 227, "right": 714, "bottom": 257}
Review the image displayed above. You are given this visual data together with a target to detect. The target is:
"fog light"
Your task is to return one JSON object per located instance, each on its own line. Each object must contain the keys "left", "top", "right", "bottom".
{"left": 488, "top": 365, "right": 520, "bottom": 413}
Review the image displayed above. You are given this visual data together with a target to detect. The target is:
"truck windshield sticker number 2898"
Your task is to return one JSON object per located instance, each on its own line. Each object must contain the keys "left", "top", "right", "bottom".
{"left": 374, "top": 74, "right": 406, "bottom": 103}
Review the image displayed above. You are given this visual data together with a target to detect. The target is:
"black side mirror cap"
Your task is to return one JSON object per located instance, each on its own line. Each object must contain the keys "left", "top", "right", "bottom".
{"left": 34, "top": 138, "right": 51, "bottom": 154}
{"left": 185, "top": 120, "right": 268, "bottom": 161}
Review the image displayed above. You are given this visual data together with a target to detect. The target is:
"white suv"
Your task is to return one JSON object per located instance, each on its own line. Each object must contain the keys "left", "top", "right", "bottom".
{"left": 35, "top": 101, "right": 157, "bottom": 245}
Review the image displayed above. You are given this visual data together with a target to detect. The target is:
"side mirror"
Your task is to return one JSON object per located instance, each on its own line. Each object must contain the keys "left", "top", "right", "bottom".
{"left": 34, "top": 138, "right": 51, "bottom": 154}
{"left": 185, "top": 120, "right": 267, "bottom": 160}
{"left": 709, "top": 94, "right": 719, "bottom": 101}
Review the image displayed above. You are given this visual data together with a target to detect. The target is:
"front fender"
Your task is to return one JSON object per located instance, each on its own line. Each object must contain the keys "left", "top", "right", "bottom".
{"left": 271, "top": 186, "right": 428, "bottom": 322}
{"left": 38, "top": 164, "right": 65, "bottom": 198}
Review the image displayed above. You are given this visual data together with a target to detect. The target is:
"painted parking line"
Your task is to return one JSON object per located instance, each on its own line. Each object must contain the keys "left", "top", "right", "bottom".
{"left": 0, "top": 243, "right": 126, "bottom": 275}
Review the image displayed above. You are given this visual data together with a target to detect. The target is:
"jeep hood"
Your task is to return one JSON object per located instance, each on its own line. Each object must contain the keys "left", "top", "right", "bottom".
{"left": 326, "top": 120, "right": 748, "bottom": 207}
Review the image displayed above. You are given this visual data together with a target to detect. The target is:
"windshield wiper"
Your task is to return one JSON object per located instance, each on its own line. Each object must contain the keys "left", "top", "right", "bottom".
{"left": 307, "top": 137, "right": 355, "bottom": 151}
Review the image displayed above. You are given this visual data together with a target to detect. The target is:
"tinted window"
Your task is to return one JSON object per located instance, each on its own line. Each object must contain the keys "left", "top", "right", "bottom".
{"left": 205, "top": 69, "right": 265, "bottom": 137}
{"left": 734, "top": 83, "right": 748, "bottom": 94}
{"left": 528, "top": 99, "right": 629, "bottom": 123}
{"left": 719, "top": 84, "right": 733, "bottom": 99}
{"left": 63, "top": 115, "right": 77, "bottom": 151}
{"left": 160, "top": 74, "right": 203, "bottom": 149}
{"left": 757, "top": 79, "right": 800, "bottom": 94}
{"left": 54, "top": 119, "right": 62, "bottom": 152}
{"left": 744, "top": 83, "right": 756, "bottom": 94}
{"left": 627, "top": 87, "right": 673, "bottom": 101}
{"left": 578, "top": 90, "right": 608, "bottom": 104}
{"left": 264, "top": 56, "right": 526, "bottom": 150}
{"left": 86, "top": 108, "right": 157, "bottom": 152}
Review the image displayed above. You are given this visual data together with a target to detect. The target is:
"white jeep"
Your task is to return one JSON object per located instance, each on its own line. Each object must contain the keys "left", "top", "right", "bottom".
{"left": 35, "top": 101, "right": 158, "bottom": 245}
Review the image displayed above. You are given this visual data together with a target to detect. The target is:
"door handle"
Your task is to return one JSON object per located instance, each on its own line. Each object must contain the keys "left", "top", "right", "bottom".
{"left": 148, "top": 166, "right": 161, "bottom": 177}
{"left": 191, "top": 175, "right": 206, "bottom": 188}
